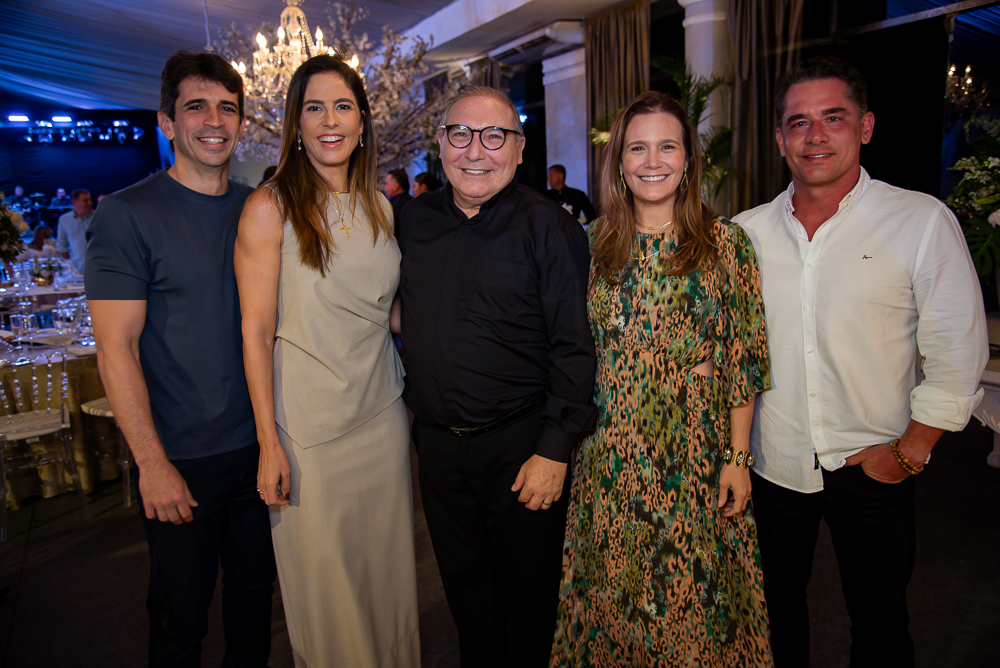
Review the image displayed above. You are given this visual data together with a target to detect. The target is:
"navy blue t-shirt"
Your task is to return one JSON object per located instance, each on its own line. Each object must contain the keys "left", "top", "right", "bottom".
{"left": 85, "top": 170, "right": 256, "bottom": 460}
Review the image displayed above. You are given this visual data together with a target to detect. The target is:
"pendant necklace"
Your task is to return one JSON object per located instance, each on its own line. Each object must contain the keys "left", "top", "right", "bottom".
{"left": 633, "top": 220, "right": 673, "bottom": 260}
{"left": 331, "top": 194, "right": 352, "bottom": 239}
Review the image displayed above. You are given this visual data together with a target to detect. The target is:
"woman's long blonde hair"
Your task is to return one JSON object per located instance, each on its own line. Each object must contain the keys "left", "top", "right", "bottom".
{"left": 269, "top": 54, "right": 390, "bottom": 276}
{"left": 590, "top": 92, "right": 716, "bottom": 289}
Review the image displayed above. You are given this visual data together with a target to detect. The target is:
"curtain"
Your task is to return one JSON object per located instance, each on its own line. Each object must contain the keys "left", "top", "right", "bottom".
{"left": 728, "top": 0, "right": 805, "bottom": 212}
{"left": 585, "top": 0, "right": 651, "bottom": 199}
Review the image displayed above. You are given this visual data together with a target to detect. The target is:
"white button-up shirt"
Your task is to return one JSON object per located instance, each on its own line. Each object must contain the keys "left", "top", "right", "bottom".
{"left": 57, "top": 209, "right": 94, "bottom": 272}
{"left": 734, "top": 169, "right": 987, "bottom": 493}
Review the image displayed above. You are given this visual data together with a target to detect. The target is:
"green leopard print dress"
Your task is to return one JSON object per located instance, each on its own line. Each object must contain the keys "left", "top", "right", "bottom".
{"left": 550, "top": 218, "right": 774, "bottom": 667}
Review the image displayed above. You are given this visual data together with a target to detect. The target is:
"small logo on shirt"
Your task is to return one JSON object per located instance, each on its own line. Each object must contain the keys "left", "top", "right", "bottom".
{"left": 862, "top": 254, "right": 873, "bottom": 259}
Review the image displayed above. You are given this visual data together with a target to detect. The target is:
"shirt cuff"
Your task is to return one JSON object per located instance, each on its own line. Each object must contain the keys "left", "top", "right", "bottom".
{"left": 910, "top": 384, "right": 985, "bottom": 432}
{"left": 535, "top": 428, "right": 579, "bottom": 463}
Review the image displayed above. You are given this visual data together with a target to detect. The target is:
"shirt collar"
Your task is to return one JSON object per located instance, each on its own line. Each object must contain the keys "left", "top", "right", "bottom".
{"left": 784, "top": 167, "right": 871, "bottom": 221}
{"left": 444, "top": 179, "right": 518, "bottom": 223}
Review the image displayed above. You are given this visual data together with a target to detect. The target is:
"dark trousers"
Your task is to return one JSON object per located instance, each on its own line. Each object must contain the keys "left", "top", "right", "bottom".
{"left": 138, "top": 444, "right": 276, "bottom": 668}
{"left": 414, "top": 409, "right": 569, "bottom": 668}
{"left": 751, "top": 466, "right": 916, "bottom": 668}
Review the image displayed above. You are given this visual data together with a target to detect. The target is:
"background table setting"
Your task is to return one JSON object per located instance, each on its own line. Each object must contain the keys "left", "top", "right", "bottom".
{"left": 1, "top": 295, "right": 115, "bottom": 511}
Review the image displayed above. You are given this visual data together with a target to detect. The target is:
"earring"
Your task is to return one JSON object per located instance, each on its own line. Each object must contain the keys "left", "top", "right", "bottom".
{"left": 619, "top": 171, "right": 627, "bottom": 193}
{"left": 296, "top": 134, "right": 303, "bottom": 151}
{"left": 359, "top": 133, "right": 364, "bottom": 148}
{"left": 678, "top": 169, "right": 689, "bottom": 195}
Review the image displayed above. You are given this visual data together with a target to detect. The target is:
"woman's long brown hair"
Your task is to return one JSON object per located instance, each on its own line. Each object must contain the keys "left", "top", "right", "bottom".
{"left": 270, "top": 54, "right": 390, "bottom": 276}
{"left": 591, "top": 92, "right": 717, "bottom": 289}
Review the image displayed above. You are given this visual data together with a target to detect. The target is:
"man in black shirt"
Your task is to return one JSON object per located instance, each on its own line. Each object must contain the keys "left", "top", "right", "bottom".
{"left": 385, "top": 168, "right": 412, "bottom": 237}
{"left": 546, "top": 163, "right": 596, "bottom": 224}
{"left": 398, "top": 86, "right": 596, "bottom": 668}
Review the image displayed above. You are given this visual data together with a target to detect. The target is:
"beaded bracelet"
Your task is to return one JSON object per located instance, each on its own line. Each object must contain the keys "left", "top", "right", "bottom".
{"left": 890, "top": 438, "right": 923, "bottom": 475}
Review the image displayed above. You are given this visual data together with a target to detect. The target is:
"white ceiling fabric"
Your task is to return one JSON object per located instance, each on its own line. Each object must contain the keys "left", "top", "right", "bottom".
{"left": 0, "top": 0, "right": 454, "bottom": 110}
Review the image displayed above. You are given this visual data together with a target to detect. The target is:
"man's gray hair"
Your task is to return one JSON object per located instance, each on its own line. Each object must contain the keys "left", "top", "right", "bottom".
{"left": 439, "top": 85, "right": 524, "bottom": 134}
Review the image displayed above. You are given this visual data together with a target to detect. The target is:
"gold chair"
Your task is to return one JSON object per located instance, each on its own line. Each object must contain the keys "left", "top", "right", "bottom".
{"left": 80, "top": 396, "right": 133, "bottom": 509}
{"left": 0, "top": 349, "right": 90, "bottom": 541}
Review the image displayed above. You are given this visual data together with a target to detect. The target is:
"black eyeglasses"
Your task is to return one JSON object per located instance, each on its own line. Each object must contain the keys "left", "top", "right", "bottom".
{"left": 440, "top": 124, "right": 521, "bottom": 150}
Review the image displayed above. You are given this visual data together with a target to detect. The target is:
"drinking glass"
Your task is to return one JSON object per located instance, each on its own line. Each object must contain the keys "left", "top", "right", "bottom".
{"left": 10, "top": 313, "right": 38, "bottom": 347}
{"left": 53, "top": 307, "right": 76, "bottom": 335}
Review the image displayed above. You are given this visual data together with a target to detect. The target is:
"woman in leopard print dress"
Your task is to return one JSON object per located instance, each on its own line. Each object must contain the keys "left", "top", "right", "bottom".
{"left": 550, "top": 92, "right": 774, "bottom": 667}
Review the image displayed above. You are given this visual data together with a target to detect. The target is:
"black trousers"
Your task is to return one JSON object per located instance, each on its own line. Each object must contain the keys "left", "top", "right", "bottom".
{"left": 751, "top": 466, "right": 916, "bottom": 668}
{"left": 414, "top": 409, "right": 570, "bottom": 668}
{"left": 138, "top": 444, "right": 276, "bottom": 668}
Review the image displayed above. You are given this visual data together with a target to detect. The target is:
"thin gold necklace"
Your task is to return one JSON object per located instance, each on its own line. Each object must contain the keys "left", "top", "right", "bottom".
{"left": 636, "top": 219, "right": 673, "bottom": 231}
{"left": 633, "top": 246, "right": 662, "bottom": 261}
{"left": 633, "top": 224, "right": 673, "bottom": 261}
{"left": 331, "top": 193, "right": 352, "bottom": 239}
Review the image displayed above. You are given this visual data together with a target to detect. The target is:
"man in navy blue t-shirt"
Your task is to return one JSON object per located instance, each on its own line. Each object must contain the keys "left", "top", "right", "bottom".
{"left": 86, "top": 52, "right": 275, "bottom": 667}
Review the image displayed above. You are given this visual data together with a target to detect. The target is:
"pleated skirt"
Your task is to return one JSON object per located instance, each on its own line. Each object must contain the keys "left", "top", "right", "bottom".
{"left": 270, "top": 396, "right": 421, "bottom": 668}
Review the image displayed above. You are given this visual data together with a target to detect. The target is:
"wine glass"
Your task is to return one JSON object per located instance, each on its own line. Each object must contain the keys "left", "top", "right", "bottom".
{"left": 53, "top": 307, "right": 76, "bottom": 336}
{"left": 9, "top": 313, "right": 28, "bottom": 343}
{"left": 9, "top": 313, "right": 36, "bottom": 363}
{"left": 16, "top": 312, "right": 38, "bottom": 343}
{"left": 54, "top": 306, "right": 79, "bottom": 346}
{"left": 13, "top": 262, "right": 32, "bottom": 297}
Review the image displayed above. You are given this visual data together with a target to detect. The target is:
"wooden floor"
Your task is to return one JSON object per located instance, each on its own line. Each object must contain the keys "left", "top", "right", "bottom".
{"left": 1, "top": 427, "right": 998, "bottom": 667}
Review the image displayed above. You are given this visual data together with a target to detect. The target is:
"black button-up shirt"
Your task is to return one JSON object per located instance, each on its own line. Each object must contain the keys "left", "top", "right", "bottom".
{"left": 547, "top": 186, "right": 597, "bottom": 224}
{"left": 398, "top": 180, "right": 597, "bottom": 463}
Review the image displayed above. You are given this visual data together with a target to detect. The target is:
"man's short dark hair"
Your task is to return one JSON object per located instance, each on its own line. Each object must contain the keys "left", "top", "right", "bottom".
{"left": 774, "top": 56, "right": 868, "bottom": 127}
{"left": 549, "top": 164, "right": 566, "bottom": 176}
{"left": 160, "top": 51, "right": 244, "bottom": 120}
{"left": 70, "top": 189, "right": 90, "bottom": 202}
{"left": 388, "top": 169, "right": 409, "bottom": 194}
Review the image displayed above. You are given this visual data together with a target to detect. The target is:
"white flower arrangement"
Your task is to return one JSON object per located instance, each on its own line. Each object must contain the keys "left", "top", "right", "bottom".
{"left": 947, "top": 116, "right": 1000, "bottom": 276}
{"left": 0, "top": 192, "right": 29, "bottom": 264}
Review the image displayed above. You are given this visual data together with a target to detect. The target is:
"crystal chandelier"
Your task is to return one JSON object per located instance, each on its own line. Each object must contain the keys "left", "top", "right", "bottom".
{"left": 946, "top": 63, "right": 990, "bottom": 120}
{"left": 227, "top": 0, "right": 360, "bottom": 161}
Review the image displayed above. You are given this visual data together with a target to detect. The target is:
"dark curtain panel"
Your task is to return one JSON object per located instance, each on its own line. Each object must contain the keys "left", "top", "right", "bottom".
{"left": 728, "top": 0, "right": 805, "bottom": 212}
{"left": 585, "top": 0, "right": 651, "bottom": 199}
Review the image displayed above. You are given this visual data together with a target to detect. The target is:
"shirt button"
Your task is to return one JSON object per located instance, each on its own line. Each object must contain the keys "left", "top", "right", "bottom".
{"left": 809, "top": 392, "right": 817, "bottom": 398}
{"left": 803, "top": 306, "right": 810, "bottom": 312}
{"left": 807, "top": 349, "right": 814, "bottom": 354}
{"left": 813, "top": 436, "right": 819, "bottom": 441}
{"left": 806, "top": 262, "right": 812, "bottom": 267}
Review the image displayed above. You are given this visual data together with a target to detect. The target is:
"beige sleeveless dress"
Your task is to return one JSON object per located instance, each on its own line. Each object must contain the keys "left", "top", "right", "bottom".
{"left": 268, "top": 191, "right": 419, "bottom": 668}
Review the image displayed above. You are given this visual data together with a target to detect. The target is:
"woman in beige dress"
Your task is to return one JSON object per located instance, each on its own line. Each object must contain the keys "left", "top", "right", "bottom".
{"left": 235, "top": 55, "right": 420, "bottom": 667}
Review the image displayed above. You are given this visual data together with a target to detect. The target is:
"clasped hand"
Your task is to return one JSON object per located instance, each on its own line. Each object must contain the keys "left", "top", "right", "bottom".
{"left": 717, "top": 463, "right": 751, "bottom": 517}
{"left": 512, "top": 454, "right": 567, "bottom": 511}
{"left": 258, "top": 441, "right": 291, "bottom": 506}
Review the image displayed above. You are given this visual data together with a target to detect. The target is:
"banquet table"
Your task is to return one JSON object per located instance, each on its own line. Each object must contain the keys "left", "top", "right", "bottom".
{"left": 1, "top": 346, "right": 119, "bottom": 510}
{"left": 0, "top": 282, "right": 86, "bottom": 308}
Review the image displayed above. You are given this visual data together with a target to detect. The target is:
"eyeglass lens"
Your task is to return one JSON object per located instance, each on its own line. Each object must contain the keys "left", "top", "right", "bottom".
{"left": 447, "top": 126, "right": 509, "bottom": 150}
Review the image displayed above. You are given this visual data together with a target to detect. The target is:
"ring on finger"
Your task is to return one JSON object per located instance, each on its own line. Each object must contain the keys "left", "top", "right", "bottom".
{"left": 541, "top": 500, "right": 551, "bottom": 507}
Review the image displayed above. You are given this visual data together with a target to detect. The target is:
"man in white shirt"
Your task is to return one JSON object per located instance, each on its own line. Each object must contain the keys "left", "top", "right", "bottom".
{"left": 56, "top": 189, "right": 94, "bottom": 272}
{"left": 735, "top": 57, "right": 987, "bottom": 668}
